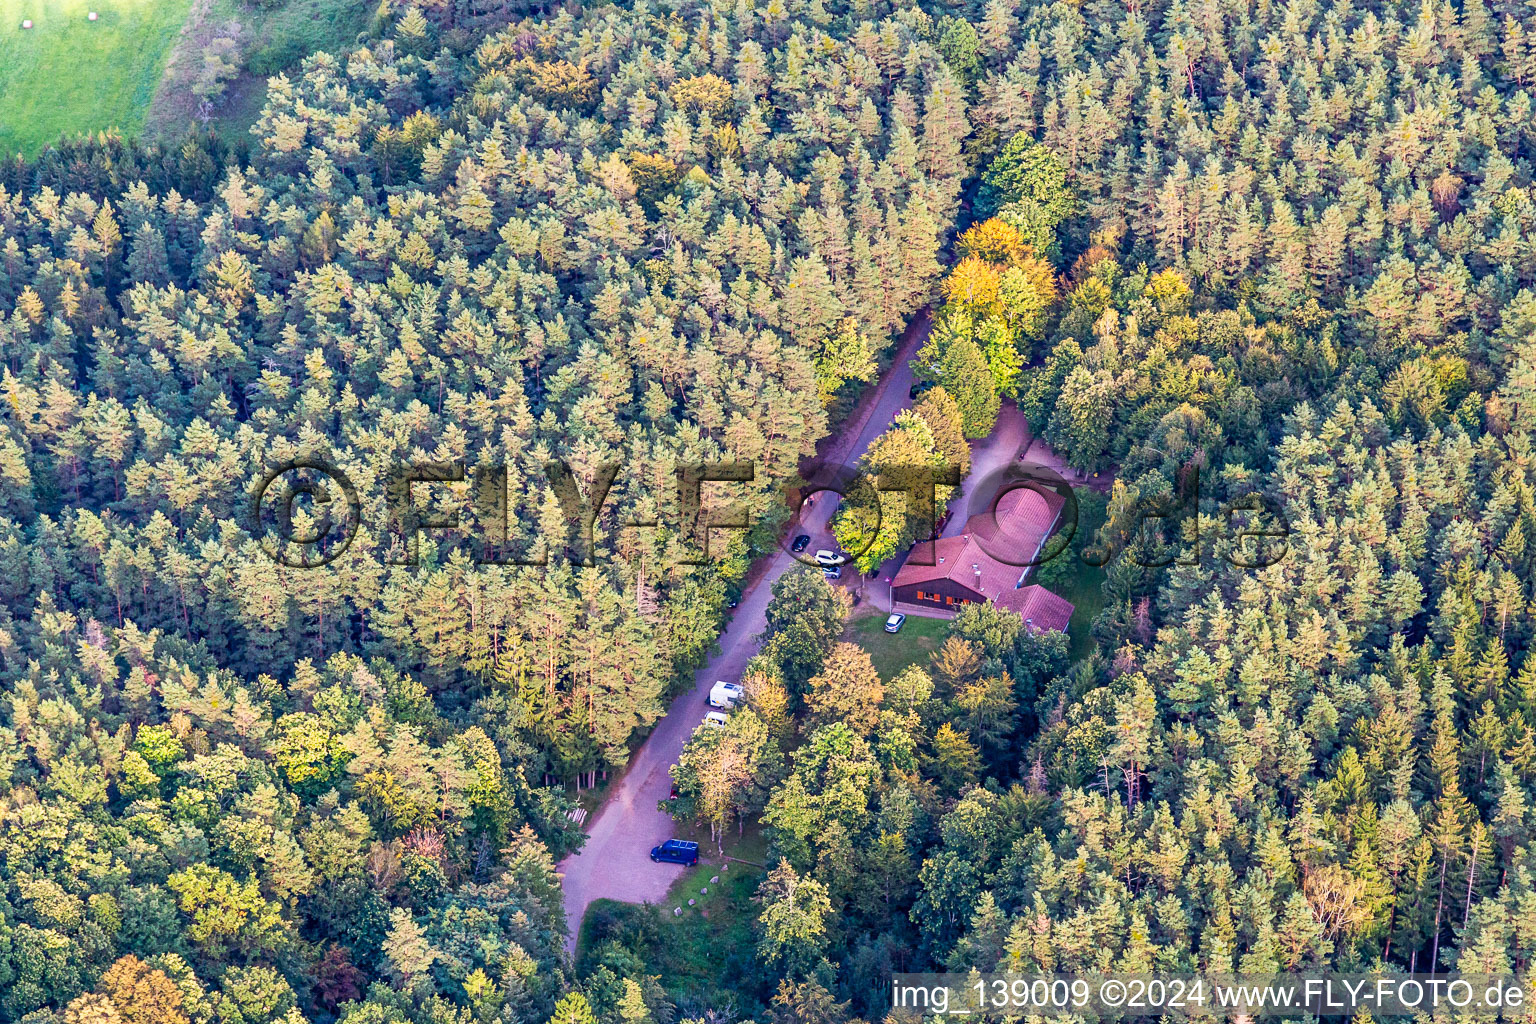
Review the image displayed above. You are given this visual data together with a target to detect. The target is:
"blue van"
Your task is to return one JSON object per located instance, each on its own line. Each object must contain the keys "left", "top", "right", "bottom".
{"left": 650, "top": 839, "right": 699, "bottom": 865}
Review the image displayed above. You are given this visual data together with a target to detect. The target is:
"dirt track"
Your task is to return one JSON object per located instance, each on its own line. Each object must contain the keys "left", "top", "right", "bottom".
{"left": 556, "top": 311, "right": 931, "bottom": 953}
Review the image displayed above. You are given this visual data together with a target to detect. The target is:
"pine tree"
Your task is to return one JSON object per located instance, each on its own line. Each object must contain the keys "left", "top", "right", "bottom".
{"left": 548, "top": 994, "right": 597, "bottom": 1024}
{"left": 929, "top": 331, "right": 1000, "bottom": 438}
{"left": 382, "top": 908, "right": 437, "bottom": 990}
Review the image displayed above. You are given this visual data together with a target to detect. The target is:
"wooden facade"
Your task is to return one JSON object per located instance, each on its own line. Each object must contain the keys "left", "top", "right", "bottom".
{"left": 891, "top": 575, "right": 985, "bottom": 610}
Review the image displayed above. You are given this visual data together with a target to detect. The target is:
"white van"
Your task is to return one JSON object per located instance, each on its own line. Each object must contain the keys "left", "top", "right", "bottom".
{"left": 709, "top": 680, "right": 744, "bottom": 708}
{"left": 703, "top": 711, "right": 729, "bottom": 729}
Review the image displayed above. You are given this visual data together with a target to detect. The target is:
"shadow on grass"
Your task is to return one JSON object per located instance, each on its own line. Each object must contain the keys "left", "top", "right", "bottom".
{"left": 844, "top": 607, "right": 950, "bottom": 681}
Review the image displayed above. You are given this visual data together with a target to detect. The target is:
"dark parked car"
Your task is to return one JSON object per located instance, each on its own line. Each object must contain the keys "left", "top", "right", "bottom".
{"left": 909, "top": 380, "right": 933, "bottom": 400}
{"left": 791, "top": 534, "right": 811, "bottom": 552}
{"left": 650, "top": 839, "right": 699, "bottom": 865}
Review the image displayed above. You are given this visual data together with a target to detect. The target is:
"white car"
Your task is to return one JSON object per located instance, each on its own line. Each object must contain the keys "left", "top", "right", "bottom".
{"left": 703, "top": 711, "right": 730, "bottom": 729}
{"left": 885, "top": 613, "right": 906, "bottom": 633}
{"left": 814, "top": 549, "right": 840, "bottom": 565}
{"left": 709, "top": 681, "right": 744, "bottom": 708}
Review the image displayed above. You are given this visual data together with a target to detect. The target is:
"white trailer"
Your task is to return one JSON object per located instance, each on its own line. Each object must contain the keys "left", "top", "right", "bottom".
{"left": 709, "top": 680, "right": 744, "bottom": 708}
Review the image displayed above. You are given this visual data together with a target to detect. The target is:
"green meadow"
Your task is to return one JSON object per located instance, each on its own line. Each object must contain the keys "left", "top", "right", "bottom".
{"left": 0, "top": 0, "right": 192, "bottom": 157}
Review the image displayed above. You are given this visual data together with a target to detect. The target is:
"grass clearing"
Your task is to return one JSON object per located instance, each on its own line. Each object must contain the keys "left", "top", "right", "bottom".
{"left": 148, "top": 0, "right": 375, "bottom": 143}
{"left": 1033, "top": 490, "right": 1109, "bottom": 662}
{"left": 212, "top": 0, "right": 374, "bottom": 78}
{"left": 1053, "top": 558, "right": 1107, "bottom": 662}
{"left": 0, "top": 0, "right": 193, "bottom": 157}
{"left": 205, "top": 70, "right": 273, "bottom": 146}
{"left": 577, "top": 827, "right": 768, "bottom": 1011}
{"left": 846, "top": 606, "right": 950, "bottom": 681}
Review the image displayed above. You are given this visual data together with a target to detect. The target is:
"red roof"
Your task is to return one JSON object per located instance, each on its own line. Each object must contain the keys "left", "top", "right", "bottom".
{"left": 996, "top": 584, "right": 1075, "bottom": 633}
{"left": 970, "top": 484, "right": 1067, "bottom": 555}
{"left": 891, "top": 484, "right": 1074, "bottom": 632}
{"left": 893, "top": 533, "right": 1015, "bottom": 594}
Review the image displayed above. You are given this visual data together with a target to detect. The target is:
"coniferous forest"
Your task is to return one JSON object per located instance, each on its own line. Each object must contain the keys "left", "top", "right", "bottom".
{"left": 0, "top": 0, "right": 1535, "bottom": 1020}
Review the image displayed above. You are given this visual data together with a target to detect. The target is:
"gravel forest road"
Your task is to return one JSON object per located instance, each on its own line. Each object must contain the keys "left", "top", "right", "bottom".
{"left": 556, "top": 310, "right": 930, "bottom": 954}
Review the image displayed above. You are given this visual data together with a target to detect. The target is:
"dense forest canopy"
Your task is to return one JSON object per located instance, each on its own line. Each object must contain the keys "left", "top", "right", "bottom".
{"left": 0, "top": 0, "right": 969, "bottom": 763}
{"left": 0, "top": 0, "right": 1534, "bottom": 1019}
